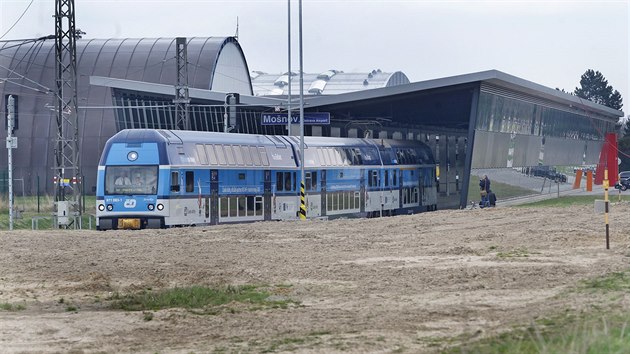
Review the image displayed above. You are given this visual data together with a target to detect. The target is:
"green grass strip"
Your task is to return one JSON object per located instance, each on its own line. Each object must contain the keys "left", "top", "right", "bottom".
{"left": 109, "top": 285, "right": 295, "bottom": 312}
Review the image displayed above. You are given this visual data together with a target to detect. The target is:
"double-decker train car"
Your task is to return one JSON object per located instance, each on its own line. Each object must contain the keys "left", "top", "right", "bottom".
{"left": 96, "top": 129, "right": 437, "bottom": 230}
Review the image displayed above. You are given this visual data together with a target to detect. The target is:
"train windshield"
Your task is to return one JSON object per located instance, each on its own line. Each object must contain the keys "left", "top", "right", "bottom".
{"left": 105, "top": 165, "right": 158, "bottom": 195}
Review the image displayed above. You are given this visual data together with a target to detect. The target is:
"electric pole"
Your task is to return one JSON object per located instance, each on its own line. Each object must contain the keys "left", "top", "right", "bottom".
{"left": 54, "top": 0, "right": 81, "bottom": 227}
{"left": 174, "top": 37, "right": 190, "bottom": 130}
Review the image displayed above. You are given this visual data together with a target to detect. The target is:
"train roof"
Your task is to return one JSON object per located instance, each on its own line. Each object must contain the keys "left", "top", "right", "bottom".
{"left": 104, "top": 129, "right": 435, "bottom": 168}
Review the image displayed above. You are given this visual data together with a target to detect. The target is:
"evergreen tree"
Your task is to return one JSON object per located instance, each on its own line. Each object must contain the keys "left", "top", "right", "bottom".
{"left": 574, "top": 69, "right": 623, "bottom": 110}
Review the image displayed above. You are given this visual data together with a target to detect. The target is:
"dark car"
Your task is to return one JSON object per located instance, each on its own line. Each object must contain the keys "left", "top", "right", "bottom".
{"left": 615, "top": 171, "right": 630, "bottom": 191}
{"left": 530, "top": 166, "right": 567, "bottom": 183}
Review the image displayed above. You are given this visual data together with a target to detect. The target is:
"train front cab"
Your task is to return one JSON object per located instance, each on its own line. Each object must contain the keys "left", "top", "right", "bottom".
{"left": 96, "top": 163, "right": 163, "bottom": 230}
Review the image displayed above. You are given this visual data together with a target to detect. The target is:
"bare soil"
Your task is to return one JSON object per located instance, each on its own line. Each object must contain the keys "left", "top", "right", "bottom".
{"left": 2, "top": 203, "right": 630, "bottom": 353}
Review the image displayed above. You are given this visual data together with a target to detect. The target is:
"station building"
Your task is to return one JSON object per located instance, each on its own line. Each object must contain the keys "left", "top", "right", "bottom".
{"left": 0, "top": 36, "right": 623, "bottom": 209}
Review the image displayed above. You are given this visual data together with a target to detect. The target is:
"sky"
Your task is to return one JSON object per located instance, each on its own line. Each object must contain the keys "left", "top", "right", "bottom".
{"left": 1, "top": 0, "right": 628, "bottom": 115}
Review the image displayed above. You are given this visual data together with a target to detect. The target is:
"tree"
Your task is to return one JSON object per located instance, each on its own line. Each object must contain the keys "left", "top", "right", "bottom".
{"left": 574, "top": 69, "right": 623, "bottom": 110}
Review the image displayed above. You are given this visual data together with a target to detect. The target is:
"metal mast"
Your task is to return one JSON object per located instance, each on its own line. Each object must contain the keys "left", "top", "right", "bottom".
{"left": 174, "top": 37, "right": 190, "bottom": 130}
{"left": 54, "top": 0, "right": 81, "bottom": 227}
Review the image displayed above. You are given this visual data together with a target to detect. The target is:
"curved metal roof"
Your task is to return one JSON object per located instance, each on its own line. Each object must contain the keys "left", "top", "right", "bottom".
{"left": 0, "top": 37, "right": 252, "bottom": 194}
{"left": 251, "top": 69, "right": 410, "bottom": 96}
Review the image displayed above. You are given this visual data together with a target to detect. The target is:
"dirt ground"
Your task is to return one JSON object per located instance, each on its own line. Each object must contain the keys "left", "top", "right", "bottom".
{"left": 2, "top": 203, "right": 630, "bottom": 353}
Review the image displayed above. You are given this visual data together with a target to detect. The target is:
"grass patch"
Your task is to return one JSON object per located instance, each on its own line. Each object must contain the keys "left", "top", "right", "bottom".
{"left": 447, "top": 271, "right": 630, "bottom": 353}
{"left": 578, "top": 271, "right": 630, "bottom": 293}
{"left": 109, "top": 285, "right": 297, "bottom": 313}
{"left": 448, "top": 313, "right": 630, "bottom": 354}
{"left": 0, "top": 302, "right": 26, "bottom": 311}
{"left": 0, "top": 195, "right": 97, "bottom": 230}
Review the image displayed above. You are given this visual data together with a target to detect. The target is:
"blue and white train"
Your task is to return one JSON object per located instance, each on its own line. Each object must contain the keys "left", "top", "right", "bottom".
{"left": 96, "top": 129, "right": 438, "bottom": 230}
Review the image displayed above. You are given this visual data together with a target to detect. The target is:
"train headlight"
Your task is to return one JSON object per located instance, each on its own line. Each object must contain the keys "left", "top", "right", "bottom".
{"left": 157, "top": 203, "right": 164, "bottom": 211}
{"left": 106, "top": 204, "right": 113, "bottom": 211}
{"left": 98, "top": 204, "right": 105, "bottom": 211}
{"left": 148, "top": 204, "right": 155, "bottom": 211}
{"left": 127, "top": 151, "right": 138, "bottom": 161}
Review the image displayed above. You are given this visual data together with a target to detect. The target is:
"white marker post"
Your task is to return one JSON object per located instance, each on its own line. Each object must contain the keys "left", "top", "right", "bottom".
{"left": 6, "top": 95, "right": 17, "bottom": 230}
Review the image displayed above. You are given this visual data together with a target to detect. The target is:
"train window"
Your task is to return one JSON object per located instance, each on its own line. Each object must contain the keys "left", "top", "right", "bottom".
{"left": 255, "top": 196, "right": 263, "bottom": 216}
{"left": 322, "top": 148, "right": 331, "bottom": 166}
{"left": 225, "top": 145, "right": 236, "bottom": 165}
{"left": 317, "top": 148, "right": 327, "bottom": 166}
{"left": 185, "top": 171, "right": 194, "bottom": 192}
{"left": 196, "top": 144, "right": 208, "bottom": 165}
{"left": 238, "top": 197, "right": 247, "bottom": 217}
{"left": 276, "top": 172, "right": 284, "bottom": 192}
{"left": 246, "top": 196, "right": 255, "bottom": 216}
{"left": 259, "top": 147, "right": 270, "bottom": 166}
{"left": 311, "top": 172, "right": 317, "bottom": 190}
{"left": 233, "top": 145, "right": 244, "bottom": 165}
{"left": 250, "top": 146, "right": 261, "bottom": 166}
{"left": 392, "top": 170, "right": 398, "bottom": 186}
{"left": 229, "top": 197, "right": 238, "bottom": 217}
{"left": 338, "top": 148, "right": 350, "bottom": 166}
{"left": 326, "top": 149, "right": 336, "bottom": 166}
{"left": 369, "top": 170, "right": 379, "bottom": 187}
{"left": 305, "top": 171, "right": 317, "bottom": 191}
{"left": 328, "top": 149, "right": 337, "bottom": 165}
{"left": 171, "top": 171, "right": 180, "bottom": 192}
{"left": 220, "top": 197, "right": 228, "bottom": 217}
{"left": 328, "top": 148, "right": 343, "bottom": 166}
{"left": 215, "top": 145, "right": 227, "bottom": 165}
{"left": 206, "top": 144, "right": 218, "bottom": 165}
{"left": 385, "top": 170, "right": 389, "bottom": 187}
{"left": 242, "top": 145, "right": 253, "bottom": 166}
{"left": 284, "top": 172, "right": 292, "bottom": 191}
{"left": 343, "top": 149, "right": 353, "bottom": 165}
{"left": 354, "top": 149, "right": 363, "bottom": 164}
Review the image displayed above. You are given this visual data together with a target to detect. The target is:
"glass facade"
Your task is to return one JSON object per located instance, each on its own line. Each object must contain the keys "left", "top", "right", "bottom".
{"left": 476, "top": 92, "right": 615, "bottom": 141}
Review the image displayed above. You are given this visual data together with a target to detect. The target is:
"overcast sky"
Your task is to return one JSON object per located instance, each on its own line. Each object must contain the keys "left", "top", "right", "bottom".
{"left": 1, "top": 0, "right": 628, "bottom": 114}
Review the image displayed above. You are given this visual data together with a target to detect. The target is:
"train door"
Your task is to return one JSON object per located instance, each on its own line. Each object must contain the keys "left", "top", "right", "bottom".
{"left": 359, "top": 168, "right": 365, "bottom": 214}
{"left": 210, "top": 169, "right": 219, "bottom": 225}
{"left": 264, "top": 170, "right": 271, "bottom": 221}
{"left": 305, "top": 170, "right": 321, "bottom": 218}
{"left": 320, "top": 170, "right": 327, "bottom": 217}
{"left": 398, "top": 168, "right": 404, "bottom": 209}
{"left": 272, "top": 170, "right": 298, "bottom": 220}
{"left": 382, "top": 168, "right": 398, "bottom": 214}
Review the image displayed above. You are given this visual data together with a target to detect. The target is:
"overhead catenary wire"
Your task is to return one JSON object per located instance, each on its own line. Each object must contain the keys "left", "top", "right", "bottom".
{"left": 0, "top": 0, "right": 35, "bottom": 40}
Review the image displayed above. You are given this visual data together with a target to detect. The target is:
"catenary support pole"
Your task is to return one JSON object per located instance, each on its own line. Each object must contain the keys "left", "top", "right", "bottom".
{"left": 7, "top": 95, "right": 16, "bottom": 230}
{"left": 298, "top": 0, "right": 306, "bottom": 220}
{"left": 287, "top": 0, "right": 292, "bottom": 135}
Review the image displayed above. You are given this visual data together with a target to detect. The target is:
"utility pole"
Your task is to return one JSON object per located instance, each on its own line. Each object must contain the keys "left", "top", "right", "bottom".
{"left": 298, "top": 0, "right": 306, "bottom": 220}
{"left": 287, "top": 0, "right": 292, "bottom": 135}
{"left": 54, "top": 0, "right": 82, "bottom": 228}
{"left": 174, "top": 37, "right": 190, "bottom": 130}
{"left": 6, "top": 95, "right": 16, "bottom": 230}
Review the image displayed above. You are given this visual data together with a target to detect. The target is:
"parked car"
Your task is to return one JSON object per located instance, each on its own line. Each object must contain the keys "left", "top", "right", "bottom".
{"left": 615, "top": 171, "right": 630, "bottom": 191}
{"left": 529, "top": 166, "right": 567, "bottom": 183}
